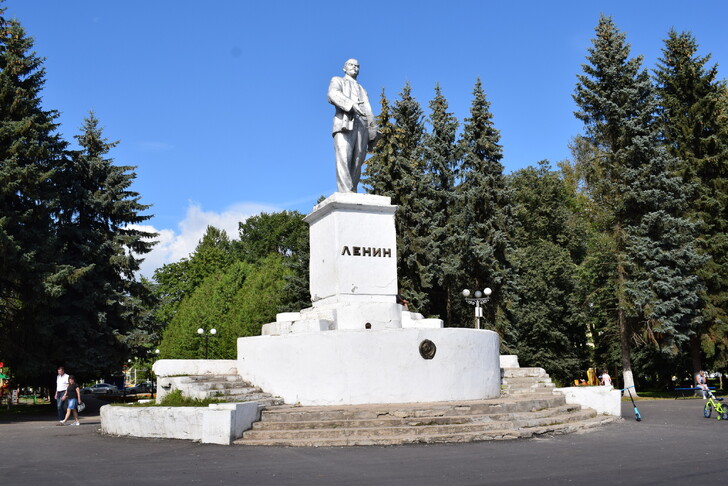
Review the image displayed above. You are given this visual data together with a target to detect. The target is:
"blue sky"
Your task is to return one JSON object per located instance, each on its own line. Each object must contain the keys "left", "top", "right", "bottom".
{"left": 6, "top": 1, "right": 728, "bottom": 277}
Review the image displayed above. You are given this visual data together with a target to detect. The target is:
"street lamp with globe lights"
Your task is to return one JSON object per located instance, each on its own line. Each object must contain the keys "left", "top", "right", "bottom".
{"left": 197, "top": 328, "right": 217, "bottom": 359}
{"left": 462, "top": 287, "right": 492, "bottom": 329}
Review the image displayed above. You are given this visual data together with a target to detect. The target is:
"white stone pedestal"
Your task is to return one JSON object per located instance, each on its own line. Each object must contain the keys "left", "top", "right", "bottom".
{"left": 303, "top": 192, "right": 399, "bottom": 330}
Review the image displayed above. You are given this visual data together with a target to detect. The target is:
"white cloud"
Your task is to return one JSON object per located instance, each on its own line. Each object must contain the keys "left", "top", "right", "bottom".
{"left": 132, "top": 201, "right": 279, "bottom": 279}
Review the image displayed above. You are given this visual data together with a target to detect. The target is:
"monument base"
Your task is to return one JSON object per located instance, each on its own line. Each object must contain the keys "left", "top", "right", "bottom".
{"left": 237, "top": 327, "right": 501, "bottom": 406}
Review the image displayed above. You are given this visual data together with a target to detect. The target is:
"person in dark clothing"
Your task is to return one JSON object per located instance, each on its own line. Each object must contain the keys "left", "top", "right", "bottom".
{"left": 58, "top": 375, "right": 82, "bottom": 426}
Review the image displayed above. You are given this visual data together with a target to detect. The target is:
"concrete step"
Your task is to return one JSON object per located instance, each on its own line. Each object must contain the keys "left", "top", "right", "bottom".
{"left": 251, "top": 403, "right": 581, "bottom": 432}
{"left": 258, "top": 396, "right": 567, "bottom": 423}
{"left": 502, "top": 367, "right": 550, "bottom": 378}
{"left": 244, "top": 420, "right": 519, "bottom": 441}
{"left": 177, "top": 374, "right": 283, "bottom": 405}
{"left": 523, "top": 415, "right": 622, "bottom": 438}
{"left": 514, "top": 409, "right": 597, "bottom": 429}
{"left": 200, "top": 385, "right": 261, "bottom": 395}
{"left": 504, "top": 387, "right": 557, "bottom": 395}
{"left": 237, "top": 413, "right": 620, "bottom": 447}
{"left": 181, "top": 375, "right": 248, "bottom": 383}
{"left": 235, "top": 393, "right": 618, "bottom": 447}
{"left": 244, "top": 404, "right": 589, "bottom": 442}
{"left": 502, "top": 376, "right": 555, "bottom": 385}
{"left": 236, "top": 428, "right": 526, "bottom": 447}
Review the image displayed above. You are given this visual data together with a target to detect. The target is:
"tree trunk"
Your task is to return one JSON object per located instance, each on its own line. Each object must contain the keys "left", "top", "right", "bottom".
{"left": 445, "top": 285, "right": 452, "bottom": 329}
{"left": 690, "top": 336, "right": 702, "bottom": 376}
{"left": 616, "top": 227, "right": 636, "bottom": 397}
{"left": 619, "top": 308, "right": 637, "bottom": 397}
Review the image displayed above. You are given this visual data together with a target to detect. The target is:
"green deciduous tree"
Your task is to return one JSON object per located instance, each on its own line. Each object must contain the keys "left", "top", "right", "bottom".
{"left": 154, "top": 225, "right": 234, "bottom": 325}
{"left": 234, "top": 210, "right": 309, "bottom": 313}
{"left": 158, "top": 255, "right": 288, "bottom": 359}
{"left": 509, "top": 162, "right": 589, "bottom": 384}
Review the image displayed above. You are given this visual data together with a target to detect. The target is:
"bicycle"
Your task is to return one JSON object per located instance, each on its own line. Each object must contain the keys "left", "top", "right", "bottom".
{"left": 703, "top": 389, "right": 728, "bottom": 420}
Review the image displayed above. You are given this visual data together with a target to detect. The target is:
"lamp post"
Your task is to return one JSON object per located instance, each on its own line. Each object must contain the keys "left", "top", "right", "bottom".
{"left": 197, "top": 328, "right": 217, "bottom": 359}
{"left": 462, "top": 287, "right": 492, "bottom": 329}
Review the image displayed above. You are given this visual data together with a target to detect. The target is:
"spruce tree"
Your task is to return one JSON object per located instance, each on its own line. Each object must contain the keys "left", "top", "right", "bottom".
{"left": 365, "top": 83, "right": 430, "bottom": 312}
{"left": 52, "top": 113, "right": 156, "bottom": 378}
{"left": 362, "top": 89, "right": 396, "bottom": 195}
{"left": 574, "top": 15, "right": 704, "bottom": 392}
{"left": 0, "top": 11, "right": 68, "bottom": 382}
{"left": 654, "top": 30, "right": 728, "bottom": 372}
{"left": 422, "top": 84, "right": 460, "bottom": 323}
{"left": 455, "top": 79, "right": 514, "bottom": 345}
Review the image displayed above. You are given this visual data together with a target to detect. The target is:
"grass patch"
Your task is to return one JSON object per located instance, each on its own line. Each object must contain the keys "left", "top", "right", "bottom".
{"left": 117, "top": 389, "right": 224, "bottom": 407}
{"left": 0, "top": 401, "right": 54, "bottom": 418}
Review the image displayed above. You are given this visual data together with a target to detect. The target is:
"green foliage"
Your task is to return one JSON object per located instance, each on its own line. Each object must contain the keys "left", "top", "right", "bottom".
{"left": 49, "top": 113, "right": 157, "bottom": 380}
{"left": 159, "top": 389, "right": 224, "bottom": 406}
{"left": 365, "top": 83, "right": 431, "bottom": 313}
{"left": 509, "top": 162, "right": 589, "bottom": 383}
{"left": 0, "top": 13, "right": 155, "bottom": 384}
{"left": 154, "top": 226, "right": 233, "bottom": 325}
{"left": 0, "top": 12, "right": 68, "bottom": 384}
{"left": 158, "top": 255, "right": 288, "bottom": 359}
{"left": 422, "top": 84, "right": 460, "bottom": 323}
{"left": 454, "top": 79, "right": 515, "bottom": 346}
{"left": 119, "top": 389, "right": 224, "bottom": 407}
{"left": 362, "top": 89, "right": 397, "bottom": 195}
{"left": 573, "top": 15, "right": 705, "bottom": 389}
{"left": 654, "top": 30, "right": 728, "bottom": 371}
{"left": 234, "top": 211, "right": 309, "bottom": 313}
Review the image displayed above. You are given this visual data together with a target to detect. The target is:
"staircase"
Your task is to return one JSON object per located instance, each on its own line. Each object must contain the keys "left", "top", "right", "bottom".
{"left": 501, "top": 367, "right": 557, "bottom": 396}
{"left": 234, "top": 383, "right": 618, "bottom": 447}
{"left": 173, "top": 375, "right": 283, "bottom": 407}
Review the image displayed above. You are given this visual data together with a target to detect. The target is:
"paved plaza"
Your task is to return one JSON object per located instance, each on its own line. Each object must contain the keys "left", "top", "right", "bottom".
{"left": 1, "top": 399, "right": 727, "bottom": 485}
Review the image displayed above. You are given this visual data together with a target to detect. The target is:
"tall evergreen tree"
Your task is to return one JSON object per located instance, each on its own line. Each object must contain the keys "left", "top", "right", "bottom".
{"left": 455, "top": 79, "right": 514, "bottom": 345}
{"left": 0, "top": 11, "right": 68, "bottom": 383}
{"left": 654, "top": 30, "right": 728, "bottom": 373}
{"left": 362, "top": 89, "right": 396, "bottom": 196}
{"left": 422, "top": 84, "right": 460, "bottom": 323}
{"left": 51, "top": 113, "right": 156, "bottom": 379}
{"left": 574, "top": 15, "right": 704, "bottom": 392}
{"left": 365, "top": 83, "right": 430, "bottom": 312}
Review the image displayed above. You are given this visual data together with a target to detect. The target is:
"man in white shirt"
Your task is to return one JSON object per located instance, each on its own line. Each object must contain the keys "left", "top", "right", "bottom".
{"left": 55, "top": 366, "right": 69, "bottom": 421}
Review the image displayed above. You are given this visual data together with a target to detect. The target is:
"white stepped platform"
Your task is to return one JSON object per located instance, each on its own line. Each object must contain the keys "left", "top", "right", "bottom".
{"left": 237, "top": 327, "right": 501, "bottom": 406}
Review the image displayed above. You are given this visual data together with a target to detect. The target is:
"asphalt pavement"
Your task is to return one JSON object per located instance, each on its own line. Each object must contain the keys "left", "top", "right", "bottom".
{"left": 1, "top": 398, "right": 727, "bottom": 485}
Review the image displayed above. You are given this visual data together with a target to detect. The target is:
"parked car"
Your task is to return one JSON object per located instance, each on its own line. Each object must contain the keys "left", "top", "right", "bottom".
{"left": 81, "top": 383, "right": 118, "bottom": 395}
{"left": 126, "top": 382, "right": 154, "bottom": 394}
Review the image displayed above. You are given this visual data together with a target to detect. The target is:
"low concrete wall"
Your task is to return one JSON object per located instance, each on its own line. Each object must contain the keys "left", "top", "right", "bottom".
{"left": 100, "top": 401, "right": 260, "bottom": 445}
{"left": 554, "top": 386, "right": 622, "bottom": 416}
{"left": 153, "top": 359, "right": 238, "bottom": 377}
{"left": 500, "top": 355, "right": 520, "bottom": 368}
